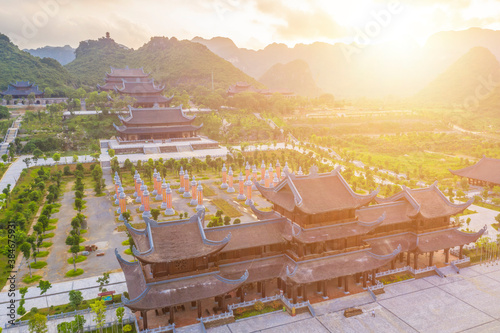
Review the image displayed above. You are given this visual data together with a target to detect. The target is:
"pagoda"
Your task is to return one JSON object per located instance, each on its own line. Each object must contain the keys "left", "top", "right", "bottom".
{"left": 97, "top": 66, "right": 173, "bottom": 108}
{"left": 113, "top": 105, "right": 202, "bottom": 141}
{"left": 1, "top": 81, "right": 43, "bottom": 98}
{"left": 449, "top": 156, "right": 500, "bottom": 187}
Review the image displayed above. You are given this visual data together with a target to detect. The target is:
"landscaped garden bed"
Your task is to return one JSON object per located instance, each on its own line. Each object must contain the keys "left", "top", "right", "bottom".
{"left": 233, "top": 300, "right": 282, "bottom": 320}
{"left": 379, "top": 272, "right": 414, "bottom": 285}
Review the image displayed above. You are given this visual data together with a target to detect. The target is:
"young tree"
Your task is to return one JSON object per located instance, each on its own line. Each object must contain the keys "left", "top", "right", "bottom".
{"left": 27, "top": 235, "right": 37, "bottom": 263}
{"left": 52, "top": 153, "right": 61, "bottom": 166}
{"left": 224, "top": 216, "right": 231, "bottom": 225}
{"left": 23, "top": 157, "right": 32, "bottom": 168}
{"left": 74, "top": 198, "right": 83, "bottom": 213}
{"left": 151, "top": 209, "right": 160, "bottom": 221}
{"left": 28, "top": 313, "right": 48, "bottom": 333}
{"left": 90, "top": 299, "right": 106, "bottom": 333}
{"left": 116, "top": 307, "right": 125, "bottom": 331}
{"left": 20, "top": 242, "right": 32, "bottom": 278}
{"left": 97, "top": 272, "right": 110, "bottom": 293}
{"left": 37, "top": 280, "right": 52, "bottom": 295}
{"left": 66, "top": 234, "right": 81, "bottom": 272}
{"left": 69, "top": 290, "right": 83, "bottom": 309}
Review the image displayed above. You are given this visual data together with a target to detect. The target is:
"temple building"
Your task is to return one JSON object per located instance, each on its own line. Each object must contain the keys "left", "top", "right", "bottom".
{"left": 117, "top": 167, "right": 484, "bottom": 330}
{"left": 1, "top": 81, "right": 44, "bottom": 98}
{"left": 97, "top": 66, "right": 173, "bottom": 108}
{"left": 113, "top": 105, "right": 202, "bottom": 141}
{"left": 227, "top": 81, "right": 295, "bottom": 98}
{"left": 449, "top": 156, "right": 500, "bottom": 187}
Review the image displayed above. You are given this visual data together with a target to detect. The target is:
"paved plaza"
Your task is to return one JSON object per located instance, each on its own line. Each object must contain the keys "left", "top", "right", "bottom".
{"left": 178, "top": 263, "right": 500, "bottom": 333}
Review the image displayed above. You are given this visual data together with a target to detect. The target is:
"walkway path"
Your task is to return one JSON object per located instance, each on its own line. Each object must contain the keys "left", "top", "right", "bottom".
{"left": 0, "top": 116, "right": 22, "bottom": 156}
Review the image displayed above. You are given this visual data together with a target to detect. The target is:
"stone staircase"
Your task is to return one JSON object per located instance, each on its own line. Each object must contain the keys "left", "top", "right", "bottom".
{"left": 176, "top": 144, "right": 194, "bottom": 153}
{"left": 143, "top": 146, "right": 160, "bottom": 154}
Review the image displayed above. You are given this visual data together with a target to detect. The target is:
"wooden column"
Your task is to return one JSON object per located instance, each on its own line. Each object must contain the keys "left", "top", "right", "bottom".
{"left": 459, "top": 245, "right": 464, "bottom": 260}
{"left": 338, "top": 277, "right": 342, "bottom": 288}
{"left": 322, "top": 280, "right": 327, "bottom": 298}
{"left": 257, "top": 281, "right": 262, "bottom": 293}
{"left": 429, "top": 251, "right": 434, "bottom": 266}
{"left": 399, "top": 252, "right": 404, "bottom": 263}
{"left": 344, "top": 276, "right": 349, "bottom": 293}
{"left": 277, "top": 278, "right": 282, "bottom": 290}
{"left": 302, "top": 285, "right": 308, "bottom": 301}
{"left": 363, "top": 272, "right": 368, "bottom": 288}
{"left": 142, "top": 310, "right": 148, "bottom": 329}
{"left": 406, "top": 251, "right": 411, "bottom": 266}
{"left": 355, "top": 273, "right": 361, "bottom": 284}
{"left": 197, "top": 300, "right": 202, "bottom": 318}
{"left": 317, "top": 281, "right": 322, "bottom": 294}
{"left": 371, "top": 269, "right": 376, "bottom": 285}
{"left": 414, "top": 252, "right": 419, "bottom": 270}
{"left": 262, "top": 281, "right": 266, "bottom": 298}
{"left": 292, "top": 286, "right": 298, "bottom": 304}
{"left": 169, "top": 307, "right": 174, "bottom": 325}
{"left": 391, "top": 259, "right": 395, "bottom": 270}
{"left": 445, "top": 248, "right": 450, "bottom": 263}
{"left": 286, "top": 284, "right": 292, "bottom": 298}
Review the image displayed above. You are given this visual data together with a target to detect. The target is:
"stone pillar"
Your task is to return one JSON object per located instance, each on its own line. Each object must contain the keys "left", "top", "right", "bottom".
{"left": 133, "top": 171, "right": 139, "bottom": 197}
{"left": 227, "top": 168, "right": 235, "bottom": 193}
{"left": 237, "top": 172, "right": 246, "bottom": 200}
{"left": 265, "top": 170, "right": 270, "bottom": 187}
{"left": 142, "top": 188, "right": 151, "bottom": 218}
{"left": 190, "top": 177, "right": 198, "bottom": 206}
{"left": 152, "top": 170, "right": 158, "bottom": 196}
{"left": 260, "top": 161, "right": 266, "bottom": 185}
{"left": 118, "top": 191, "right": 127, "bottom": 221}
{"left": 135, "top": 179, "right": 143, "bottom": 203}
{"left": 429, "top": 251, "right": 434, "bottom": 266}
{"left": 268, "top": 164, "right": 274, "bottom": 183}
{"left": 459, "top": 245, "right": 464, "bottom": 260}
{"left": 160, "top": 180, "right": 168, "bottom": 209}
{"left": 297, "top": 167, "right": 303, "bottom": 175}
{"left": 179, "top": 167, "right": 185, "bottom": 193}
{"left": 252, "top": 165, "right": 258, "bottom": 190}
{"left": 196, "top": 181, "right": 205, "bottom": 211}
{"left": 183, "top": 173, "right": 191, "bottom": 198}
{"left": 138, "top": 183, "right": 146, "bottom": 209}
{"left": 272, "top": 174, "right": 279, "bottom": 188}
{"left": 276, "top": 160, "right": 281, "bottom": 179}
{"left": 165, "top": 183, "right": 175, "bottom": 215}
{"left": 197, "top": 300, "right": 202, "bottom": 318}
{"left": 221, "top": 164, "right": 228, "bottom": 189}
{"left": 245, "top": 162, "right": 250, "bottom": 181}
{"left": 245, "top": 179, "right": 253, "bottom": 205}
{"left": 155, "top": 174, "right": 163, "bottom": 200}
{"left": 414, "top": 252, "right": 419, "bottom": 270}
{"left": 114, "top": 179, "right": 121, "bottom": 204}
{"left": 283, "top": 162, "right": 289, "bottom": 176}
{"left": 445, "top": 248, "right": 450, "bottom": 264}
{"left": 116, "top": 187, "right": 124, "bottom": 213}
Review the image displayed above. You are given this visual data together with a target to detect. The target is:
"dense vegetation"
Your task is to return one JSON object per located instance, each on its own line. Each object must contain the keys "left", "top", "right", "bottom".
{"left": 0, "top": 34, "right": 73, "bottom": 94}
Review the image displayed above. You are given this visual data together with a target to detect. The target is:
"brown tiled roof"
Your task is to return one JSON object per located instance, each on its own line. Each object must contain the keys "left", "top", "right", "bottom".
{"left": 255, "top": 167, "right": 378, "bottom": 214}
{"left": 116, "top": 250, "right": 248, "bottom": 311}
{"left": 219, "top": 255, "right": 287, "bottom": 283}
{"left": 115, "top": 80, "right": 165, "bottom": 94}
{"left": 291, "top": 214, "right": 385, "bottom": 244}
{"left": 357, "top": 201, "right": 413, "bottom": 226}
{"left": 450, "top": 157, "right": 500, "bottom": 184}
{"left": 366, "top": 232, "right": 417, "bottom": 255}
{"left": 285, "top": 247, "right": 400, "bottom": 284}
{"left": 119, "top": 106, "right": 195, "bottom": 126}
{"left": 376, "top": 183, "right": 472, "bottom": 219}
{"left": 205, "top": 217, "right": 291, "bottom": 252}
{"left": 132, "top": 95, "right": 173, "bottom": 105}
{"left": 114, "top": 124, "right": 202, "bottom": 135}
{"left": 126, "top": 213, "right": 230, "bottom": 264}
{"left": 107, "top": 66, "right": 148, "bottom": 77}
{"left": 416, "top": 227, "right": 486, "bottom": 253}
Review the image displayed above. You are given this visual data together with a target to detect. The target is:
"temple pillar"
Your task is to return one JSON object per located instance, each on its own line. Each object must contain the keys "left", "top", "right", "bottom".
{"left": 322, "top": 280, "right": 327, "bottom": 298}
{"left": 227, "top": 168, "right": 235, "bottom": 193}
{"left": 237, "top": 172, "right": 246, "bottom": 200}
{"left": 344, "top": 276, "right": 349, "bottom": 294}
{"left": 445, "top": 248, "right": 450, "bottom": 263}
{"left": 362, "top": 272, "right": 368, "bottom": 288}
{"left": 190, "top": 177, "right": 197, "bottom": 205}
{"left": 371, "top": 269, "right": 376, "bottom": 285}
{"left": 169, "top": 307, "right": 174, "bottom": 325}
{"left": 413, "top": 252, "right": 419, "bottom": 270}
{"left": 286, "top": 284, "right": 291, "bottom": 298}
{"left": 316, "top": 281, "right": 322, "bottom": 294}
{"left": 337, "top": 277, "right": 342, "bottom": 288}
{"left": 160, "top": 180, "right": 168, "bottom": 209}
{"left": 355, "top": 273, "right": 361, "bottom": 284}
{"left": 179, "top": 167, "right": 185, "bottom": 193}
{"left": 302, "top": 285, "right": 308, "bottom": 301}
{"left": 459, "top": 245, "right": 464, "bottom": 260}
{"left": 406, "top": 251, "right": 411, "bottom": 266}
{"left": 399, "top": 252, "right": 404, "bottom": 263}
{"left": 221, "top": 164, "right": 228, "bottom": 189}
{"left": 196, "top": 181, "right": 205, "bottom": 211}
{"left": 277, "top": 278, "right": 282, "bottom": 290}
{"left": 297, "top": 243, "right": 304, "bottom": 257}
{"left": 245, "top": 179, "right": 253, "bottom": 205}
{"left": 245, "top": 163, "right": 250, "bottom": 181}
{"left": 257, "top": 281, "right": 262, "bottom": 293}
{"left": 142, "top": 311, "right": 148, "bottom": 329}
{"left": 183, "top": 173, "right": 191, "bottom": 198}
{"left": 391, "top": 259, "right": 395, "bottom": 270}
{"left": 165, "top": 183, "right": 175, "bottom": 215}
{"left": 292, "top": 286, "right": 298, "bottom": 304}
{"left": 429, "top": 251, "right": 434, "bottom": 266}
{"left": 262, "top": 281, "right": 266, "bottom": 298}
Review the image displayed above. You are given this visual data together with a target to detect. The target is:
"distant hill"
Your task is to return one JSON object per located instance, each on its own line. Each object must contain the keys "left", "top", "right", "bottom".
{"left": 24, "top": 45, "right": 76, "bottom": 65}
{"left": 414, "top": 47, "right": 500, "bottom": 106}
{"left": 259, "top": 59, "right": 321, "bottom": 97}
{"left": 66, "top": 36, "right": 258, "bottom": 90}
{"left": 0, "top": 34, "right": 73, "bottom": 92}
{"left": 193, "top": 28, "right": 500, "bottom": 98}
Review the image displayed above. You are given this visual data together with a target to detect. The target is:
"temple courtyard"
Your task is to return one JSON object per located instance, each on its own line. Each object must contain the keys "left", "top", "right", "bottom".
{"left": 181, "top": 263, "right": 500, "bottom": 333}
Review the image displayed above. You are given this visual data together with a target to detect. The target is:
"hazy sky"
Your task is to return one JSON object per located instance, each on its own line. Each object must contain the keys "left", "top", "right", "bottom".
{"left": 2, "top": 0, "right": 500, "bottom": 49}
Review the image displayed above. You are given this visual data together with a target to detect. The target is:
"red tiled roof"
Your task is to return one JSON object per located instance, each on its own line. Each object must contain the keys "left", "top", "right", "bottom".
{"left": 256, "top": 167, "right": 378, "bottom": 214}
{"left": 450, "top": 156, "right": 500, "bottom": 185}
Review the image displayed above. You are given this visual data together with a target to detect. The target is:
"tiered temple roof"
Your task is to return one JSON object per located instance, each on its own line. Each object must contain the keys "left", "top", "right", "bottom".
{"left": 227, "top": 81, "right": 294, "bottom": 98}
{"left": 374, "top": 183, "right": 472, "bottom": 219}
{"left": 1, "top": 81, "right": 43, "bottom": 97}
{"left": 127, "top": 215, "right": 230, "bottom": 264}
{"left": 113, "top": 105, "right": 202, "bottom": 141}
{"left": 450, "top": 156, "right": 500, "bottom": 185}
{"left": 255, "top": 166, "right": 378, "bottom": 214}
{"left": 117, "top": 249, "right": 248, "bottom": 311}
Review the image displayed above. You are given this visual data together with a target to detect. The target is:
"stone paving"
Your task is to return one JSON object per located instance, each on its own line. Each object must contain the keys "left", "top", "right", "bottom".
{"left": 462, "top": 204, "right": 499, "bottom": 241}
